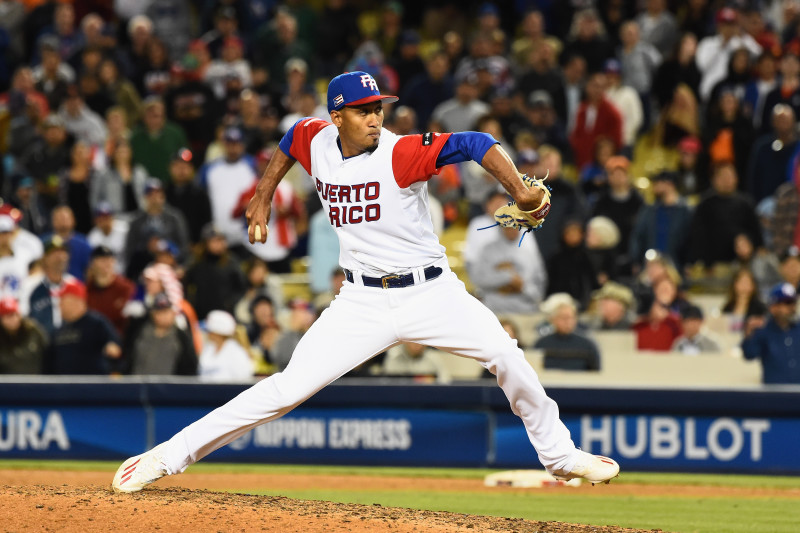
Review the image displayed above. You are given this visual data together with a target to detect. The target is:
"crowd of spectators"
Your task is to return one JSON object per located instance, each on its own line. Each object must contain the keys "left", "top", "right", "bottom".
{"left": 1, "top": 0, "right": 800, "bottom": 384}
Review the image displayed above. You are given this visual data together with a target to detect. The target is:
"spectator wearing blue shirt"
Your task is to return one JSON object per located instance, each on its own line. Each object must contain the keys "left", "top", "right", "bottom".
{"left": 26, "top": 235, "right": 75, "bottom": 338}
{"left": 745, "top": 104, "right": 797, "bottom": 203}
{"left": 629, "top": 171, "right": 691, "bottom": 268}
{"left": 46, "top": 279, "right": 121, "bottom": 375}
{"left": 34, "top": 4, "right": 84, "bottom": 68}
{"left": 742, "top": 283, "right": 800, "bottom": 384}
{"left": 45, "top": 205, "right": 91, "bottom": 281}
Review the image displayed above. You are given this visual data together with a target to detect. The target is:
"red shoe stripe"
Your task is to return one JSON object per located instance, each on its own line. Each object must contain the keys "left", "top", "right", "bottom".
{"left": 120, "top": 474, "right": 132, "bottom": 485}
{"left": 123, "top": 459, "right": 141, "bottom": 474}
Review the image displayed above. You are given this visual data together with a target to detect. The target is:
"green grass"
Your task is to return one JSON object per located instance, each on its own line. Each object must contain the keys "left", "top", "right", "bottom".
{"left": 244, "top": 488, "right": 799, "bottom": 533}
{"left": 4, "top": 460, "right": 800, "bottom": 488}
{"left": 2, "top": 460, "right": 799, "bottom": 533}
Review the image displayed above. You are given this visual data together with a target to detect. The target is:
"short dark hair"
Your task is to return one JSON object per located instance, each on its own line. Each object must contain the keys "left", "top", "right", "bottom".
{"left": 681, "top": 305, "right": 703, "bottom": 321}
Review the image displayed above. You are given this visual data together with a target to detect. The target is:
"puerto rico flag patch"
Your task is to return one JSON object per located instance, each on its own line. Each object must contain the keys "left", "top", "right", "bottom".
{"left": 333, "top": 94, "right": 344, "bottom": 107}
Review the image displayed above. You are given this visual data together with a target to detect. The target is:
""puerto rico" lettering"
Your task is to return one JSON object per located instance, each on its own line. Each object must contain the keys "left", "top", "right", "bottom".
{"left": 316, "top": 178, "right": 382, "bottom": 227}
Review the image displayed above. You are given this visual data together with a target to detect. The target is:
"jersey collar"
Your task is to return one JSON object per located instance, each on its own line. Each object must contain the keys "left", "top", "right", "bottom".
{"left": 336, "top": 136, "right": 375, "bottom": 160}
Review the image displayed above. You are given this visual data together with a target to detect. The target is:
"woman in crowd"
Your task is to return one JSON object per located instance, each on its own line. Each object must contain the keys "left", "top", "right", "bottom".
{"left": 585, "top": 215, "right": 621, "bottom": 285}
{"left": 99, "top": 61, "right": 143, "bottom": 127}
{"left": 198, "top": 310, "right": 254, "bottom": 382}
{"left": 60, "top": 141, "right": 97, "bottom": 234}
{"left": 632, "top": 253, "right": 682, "bottom": 313}
{"left": 245, "top": 294, "right": 281, "bottom": 373}
{"left": 721, "top": 268, "right": 768, "bottom": 333}
{"left": 649, "top": 275, "right": 691, "bottom": 317}
{"left": 652, "top": 33, "right": 701, "bottom": 112}
{"left": 731, "top": 233, "right": 782, "bottom": 300}
{"left": 233, "top": 258, "right": 278, "bottom": 324}
{"left": 91, "top": 139, "right": 147, "bottom": 215}
{"left": 534, "top": 293, "right": 601, "bottom": 371}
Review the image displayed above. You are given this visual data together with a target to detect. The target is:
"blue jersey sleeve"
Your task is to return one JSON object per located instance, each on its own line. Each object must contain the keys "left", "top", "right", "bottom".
{"left": 278, "top": 119, "right": 303, "bottom": 159}
{"left": 277, "top": 117, "right": 331, "bottom": 173}
{"left": 435, "top": 132, "right": 499, "bottom": 167}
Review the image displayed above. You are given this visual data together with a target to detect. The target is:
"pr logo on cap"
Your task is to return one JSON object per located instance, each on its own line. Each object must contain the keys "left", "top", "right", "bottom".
{"left": 326, "top": 71, "right": 398, "bottom": 112}
{"left": 359, "top": 74, "right": 378, "bottom": 90}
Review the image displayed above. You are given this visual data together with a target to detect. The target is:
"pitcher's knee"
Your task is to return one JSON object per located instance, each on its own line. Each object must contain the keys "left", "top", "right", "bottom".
{"left": 267, "top": 372, "right": 317, "bottom": 408}
{"left": 485, "top": 347, "right": 528, "bottom": 378}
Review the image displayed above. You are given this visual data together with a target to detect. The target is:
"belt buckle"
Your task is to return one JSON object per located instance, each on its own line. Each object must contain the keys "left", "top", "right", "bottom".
{"left": 381, "top": 274, "right": 400, "bottom": 289}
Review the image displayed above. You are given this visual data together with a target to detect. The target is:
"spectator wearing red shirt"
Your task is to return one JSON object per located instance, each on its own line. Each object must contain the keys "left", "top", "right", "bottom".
{"left": 569, "top": 72, "right": 623, "bottom": 169}
{"left": 632, "top": 296, "right": 683, "bottom": 351}
{"left": 86, "top": 245, "right": 135, "bottom": 336}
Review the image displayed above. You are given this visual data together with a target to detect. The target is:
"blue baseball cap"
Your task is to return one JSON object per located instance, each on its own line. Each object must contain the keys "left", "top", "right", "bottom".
{"left": 94, "top": 201, "right": 115, "bottom": 216}
{"left": 479, "top": 3, "right": 499, "bottom": 17}
{"left": 223, "top": 126, "right": 244, "bottom": 143}
{"left": 144, "top": 177, "right": 164, "bottom": 195}
{"left": 154, "top": 238, "right": 179, "bottom": 257}
{"left": 604, "top": 58, "right": 621, "bottom": 74}
{"left": 327, "top": 71, "right": 398, "bottom": 113}
{"left": 769, "top": 283, "right": 797, "bottom": 305}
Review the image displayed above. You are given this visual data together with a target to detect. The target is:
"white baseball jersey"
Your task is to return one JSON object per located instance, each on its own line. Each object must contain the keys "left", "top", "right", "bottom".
{"left": 286, "top": 117, "right": 452, "bottom": 276}
{"left": 203, "top": 157, "right": 257, "bottom": 245}
{"left": 0, "top": 252, "right": 28, "bottom": 300}
{"left": 155, "top": 115, "right": 582, "bottom": 482}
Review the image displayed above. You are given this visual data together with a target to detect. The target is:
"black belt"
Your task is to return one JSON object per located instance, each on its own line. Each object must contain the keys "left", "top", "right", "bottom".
{"left": 344, "top": 266, "right": 443, "bottom": 289}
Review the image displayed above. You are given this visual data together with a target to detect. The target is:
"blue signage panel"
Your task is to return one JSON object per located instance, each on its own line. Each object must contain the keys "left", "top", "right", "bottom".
{"left": 494, "top": 413, "right": 800, "bottom": 474}
{"left": 154, "top": 407, "right": 489, "bottom": 466}
{"left": 2, "top": 382, "right": 800, "bottom": 475}
{"left": 0, "top": 407, "right": 147, "bottom": 459}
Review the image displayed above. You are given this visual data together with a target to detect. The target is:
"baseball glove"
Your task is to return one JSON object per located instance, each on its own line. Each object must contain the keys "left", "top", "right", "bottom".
{"left": 493, "top": 173, "right": 551, "bottom": 231}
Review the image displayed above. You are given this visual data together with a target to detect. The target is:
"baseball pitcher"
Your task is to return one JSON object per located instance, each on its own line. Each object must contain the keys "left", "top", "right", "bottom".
{"left": 112, "top": 71, "right": 618, "bottom": 492}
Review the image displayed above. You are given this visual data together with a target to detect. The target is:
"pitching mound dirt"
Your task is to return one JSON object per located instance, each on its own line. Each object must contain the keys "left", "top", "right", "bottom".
{"left": 4, "top": 467, "right": 799, "bottom": 532}
{"left": 1, "top": 484, "right": 660, "bottom": 533}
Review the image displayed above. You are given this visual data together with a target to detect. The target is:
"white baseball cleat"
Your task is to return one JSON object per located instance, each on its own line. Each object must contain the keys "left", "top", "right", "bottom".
{"left": 553, "top": 450, "right": 620, "bottom": 485}
{"left": 112, "top": 443, "right": 170, "bottom": 493}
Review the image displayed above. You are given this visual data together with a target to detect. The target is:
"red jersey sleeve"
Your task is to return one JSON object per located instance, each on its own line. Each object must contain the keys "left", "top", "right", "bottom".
{"left": 287, "top": 118, "right": 330, "bottom": 174}
{"left": 392, "top": 132, "right": 453, "bottom": 188}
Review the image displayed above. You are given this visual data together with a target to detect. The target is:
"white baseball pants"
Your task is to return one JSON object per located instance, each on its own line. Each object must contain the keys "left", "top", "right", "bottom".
{"left": 162, "top": 266, "right": 579, "bottom": 475}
